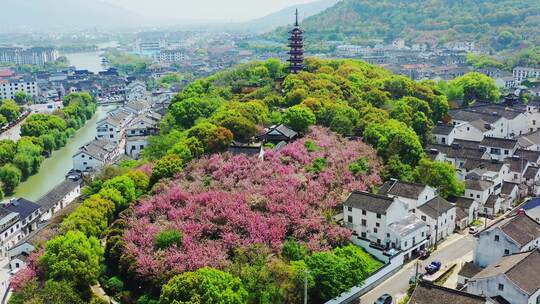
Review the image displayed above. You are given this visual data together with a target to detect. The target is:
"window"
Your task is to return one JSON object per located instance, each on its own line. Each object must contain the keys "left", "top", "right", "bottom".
{"left": 361, "top": 232, "right": 366, "bottom": 238}
{"left": 498, "top": 284, "right": 504, "bottom": 291}
{"left": 386, "top": 233, "right": 390, "bottom": 238}
{"left": 477, "top": 194, "right": 480, "bottom": 199}
{"left": 376, "top": 213, "right": 381, "bottom": 219}
{"left": 421, "top": 231, "right": 425, "bottom": 237}
{"left": 421, "top": 216, "right": 426, "bottom": 221}
{"left": 347, "top": 206, "right": 352, "bottom": 212}
{"left": 361, "top": 219, "right": 367, "bottom": 226}
{"left": 504, "top": 249, "right": 510, "bottom": 255}
{"left": 470, "top": 193, "right": 473, "bottom": 198}
{"left": 374, "top": 228, "right": 378, "bottom": 233}
{"left": 441, "top": 137, "right": 445, "bottom": 143}
{"left": 362, "top": 210, "right": 366, "bottom": 215}
{"left": 504, "top": 150, "right": 509, "bottom": 155}
{"left": 376, "top": 222, "right": 380, "bottom": 227}
{"left": 494, "top": 235, "right": 500, "bottom": 242}
{"left": 347, "top": 216, "right": 353, "bottom": 223}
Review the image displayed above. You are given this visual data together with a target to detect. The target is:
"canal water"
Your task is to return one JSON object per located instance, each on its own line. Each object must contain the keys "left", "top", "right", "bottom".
{"left": 12, "top": 105, "right": 118, "bottom": 201}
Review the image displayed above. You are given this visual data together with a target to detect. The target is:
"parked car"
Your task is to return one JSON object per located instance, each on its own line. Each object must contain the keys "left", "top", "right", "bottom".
{"left": 425, "top": 261, "right": 442, "bottom": 274}
{"left": 374, "top": 294, "right": 393, "bottom": 304}
{"left": 419, "top": 249, "right": 431, "bottom": 260}
{"left": 469, "top": 226, "right": 479, "bottom": 234}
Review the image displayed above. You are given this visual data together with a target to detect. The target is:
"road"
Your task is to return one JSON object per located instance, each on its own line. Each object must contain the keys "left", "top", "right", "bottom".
{"left": 360, "top": 233, "right": 475, "bottom": 304}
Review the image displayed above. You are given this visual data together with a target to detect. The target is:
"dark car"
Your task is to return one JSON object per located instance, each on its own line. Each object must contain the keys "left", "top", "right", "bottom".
{"left": 419, "top": 249, "right": 431, "bottom": 260}
{"left": 425, "top": 261, "right": 442, "bottom": 274}
{"left": 374, "top": 294, "right": 393, "bottom": 304}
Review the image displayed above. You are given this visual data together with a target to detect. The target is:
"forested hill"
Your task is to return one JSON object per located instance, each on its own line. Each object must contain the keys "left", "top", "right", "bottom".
{"left": 268, "top": 0, "right": 540, "bottom": 51}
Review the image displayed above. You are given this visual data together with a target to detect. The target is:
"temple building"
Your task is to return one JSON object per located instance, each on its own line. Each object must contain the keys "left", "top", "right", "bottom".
{"left": 287, "top": 9, "right": 304, "bottom": 74}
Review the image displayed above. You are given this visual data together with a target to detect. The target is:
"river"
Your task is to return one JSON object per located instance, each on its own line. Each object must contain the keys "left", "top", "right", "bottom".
{"left": 12, "top": 105, "right": 118, "bottom": 201}
{"left": 62, "top": 41, "right": 119, "bottom": 73}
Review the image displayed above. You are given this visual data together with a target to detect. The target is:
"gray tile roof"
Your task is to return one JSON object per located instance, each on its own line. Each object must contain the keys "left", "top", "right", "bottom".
{"left": 409, "top": 281, "right": 486, "bottom": 304}
{"left": 463, "top": 158, "right": 504, "bottom": 172}
{"left": 343, "top": 191, "right": 395, "bottom": 214}
{"left": 453, "top": 139, "right": 482, "bottom": 149}
{"left": 427, "top": 144, "right": 486, "bottom": 160}
{"left": 432, "top": 123, "right": 454, "bottom": 135}
{"left": 4, "top": 198, "right": 40, "bottom": 220}
{"left": 75, "top": 139, "right": 117, "bottom": 161}
{"left": 524, "top": 166, "right": 539, "bottom": 180}
{"left": 485, "top": 194, "right": 498, "bottom": 208}
{"left": 480, "top": 137, "right": 518, "bottom": 150}
{"left": 465, "top": 179, "right": 493, "bottom": 191}
{"left": 36, "top": 179, "right": 81, "bottom": 209}
{"left": 418, "top": 197, "right": 455, "bottom": 218}
{"left": 501, "top": 182, "right": 519, "bottom": 196}
{"left": 514, "top": 149, "right": 540, "bottom": 163}
{"left": 473, "top": 249, "right": 540, "bottom": 295}
{"left": 458, "top": 261, "right": 483, "bottom": 279}
{"left": 504, "top": 157, "right": 529, "bottom": 173}
{"left": 378, "top": 180, "right": 428, "bottom": 200}
{"left": 489, "top": 214, "right": 540, "bottom": 247}
{"left": 448, "top": 196, "right": 476, "bottom": 211}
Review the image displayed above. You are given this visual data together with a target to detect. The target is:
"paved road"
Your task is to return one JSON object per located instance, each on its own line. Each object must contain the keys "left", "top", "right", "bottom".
{"left": 360, "top": 234, "right": 475, "bottom": 304}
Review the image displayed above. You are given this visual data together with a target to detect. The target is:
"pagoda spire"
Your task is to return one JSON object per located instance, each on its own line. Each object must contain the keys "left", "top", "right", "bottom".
{"left": 287, "top": 9, "right": 304, "bottom": 74}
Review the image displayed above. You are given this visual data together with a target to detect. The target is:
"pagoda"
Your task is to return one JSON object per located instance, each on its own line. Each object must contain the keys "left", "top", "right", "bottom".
{"left": 287, "top": 9, "right": 304, "bottom": 74}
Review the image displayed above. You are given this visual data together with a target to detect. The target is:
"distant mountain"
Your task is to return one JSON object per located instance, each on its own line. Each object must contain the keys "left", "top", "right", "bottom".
{"left": 230, "top": 0, "right": 340, "bottom": 33}
{"left": 0, "top": 0, "right": 142, "bottom": 32}
{"left": 268, "top": 0, "right": 540, "bottom": 51}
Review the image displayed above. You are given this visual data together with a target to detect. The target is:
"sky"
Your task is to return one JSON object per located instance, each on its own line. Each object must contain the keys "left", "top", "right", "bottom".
{"left": 101, "top": 0, "right": 315, "bottom": 22}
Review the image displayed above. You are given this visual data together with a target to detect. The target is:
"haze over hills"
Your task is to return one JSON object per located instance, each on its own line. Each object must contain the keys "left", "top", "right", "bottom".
{"left": 235, "top": 0, "right": 340, "bottom": 33}
{"left": 268, "top": 0, "right": 540, "bottom": 51}
{"left": 0, "top": 0, "right": 142, "bottom": 32}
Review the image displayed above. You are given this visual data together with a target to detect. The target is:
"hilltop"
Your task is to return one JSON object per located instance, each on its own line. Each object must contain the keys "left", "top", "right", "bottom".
{"left": 268, "top": 0, "right": 540, "bottom": 52}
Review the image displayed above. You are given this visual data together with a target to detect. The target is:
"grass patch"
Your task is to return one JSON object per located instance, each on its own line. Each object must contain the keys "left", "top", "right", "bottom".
{"left": 434, "top": 264, "right": 457, "bottom": 286}
{"left": 471, "top": 219, "right": 483, "bottom": 227}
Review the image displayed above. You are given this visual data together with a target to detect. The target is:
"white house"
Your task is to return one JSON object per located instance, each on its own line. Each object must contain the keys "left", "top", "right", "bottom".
{"left": 426, "top": 143, "right": 490, "bottom": 178}
{"left": 523, "top": 198, "right": 540, "bottom": 223}
{"left": 474, "top": 212, "right": 540, "bottom": 267}
{"left": 36, "top": 177, "right": 81, "bottom": 222}
{"left": 73, "top": 139, "right": 120, "bottom": 172}
{"left": 432, "top": 123, "right": 456, "bottom": 145}
{"left": 96, "top": 116, "right": 126, "bottom": 144}
{"left": 468, "top": 249, "right": 540, "bottom": 304}
{"left": 0, "top": 210, "right": 21, "bottom": 257}
{"left": 453, "top": 120, "right": 490, "bottom": 142}
{"left": 464, "top": 179, "right": 493, "bottom": 205}
{"left": 480, "top": 137, "right": 519, "bottom": 161}
{"left": 416, "top": 196, "right": 457, "bottom": 246}
{"left": 125, "top": 112, "right": 161, "bottom": 159}
{"left": 462, "top": 159, "right": 508, "bottom": 195}
{"left": 500, "top": 182, "right": 520, "bottom": 211}
{"left": 513, "top": 66, "right": 540, "bottom": 83}
{"left": 343, "top": 191, "right": 428, "bottom": 258}
{"left": 449, "top": 197, "right": 479, "bottom": 228}
{"left": 378, "top": 180, "right": 437, "bottom": 213}
{"left": 3, "top": 198, "right": 41, "bottom": 237}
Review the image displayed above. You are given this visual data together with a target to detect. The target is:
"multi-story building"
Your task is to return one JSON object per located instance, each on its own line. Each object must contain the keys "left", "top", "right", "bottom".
{"left": 3, "top": 198, "right": 40, "bottom": 237}
{"left": 125, "top": 112, "right": 160, "bottom": 159}
{"left": 72, "top": 139, "right": 121, "bottom": 172}
{"left": 0, "top": 77, "right": 38, "bottom": 100}
{"left": 0, "top": 47, "right": 58, "bottom": 65}
{"left": 159, "top": 49, "right": 188, "bottom": 63}
{"left": 0, "top": 209, "right": 21, "bottom": 257}
{"left": 468, "top": 249, "right": 540, "bottom": 304}
{"left": 513, "top": 67, "right": 540, "bottom": 83}
{"left": 343, "top": 191, "right": 428, "bottom": 259}
{"left": 474, "top": 212, "right": 540, "bottom": 267}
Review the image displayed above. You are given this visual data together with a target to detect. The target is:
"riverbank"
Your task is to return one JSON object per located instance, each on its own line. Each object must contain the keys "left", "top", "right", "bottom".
{"left": 12, "top": 105, "right": 118, "bottom": 201}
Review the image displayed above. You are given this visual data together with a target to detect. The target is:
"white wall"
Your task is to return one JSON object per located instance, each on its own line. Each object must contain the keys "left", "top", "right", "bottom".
{"left": 454, "top": 123, "right": 485, "bottom": 142}
{"left": 417, "top": 207, "right": 456, "bottom": 245}
{"left": 468, "top": 274, "right": 531, "bottom": 304}
{"left": 73, "top": 152, "right": 104, "bottom": 172}
{"left": 526, "top": 206, "right": 540, "bottom": 223}
{"left": 473, "top": 227, "right": 539, "bottom": 267}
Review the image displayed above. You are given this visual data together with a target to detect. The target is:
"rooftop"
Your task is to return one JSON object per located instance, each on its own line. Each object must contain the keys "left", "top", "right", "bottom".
{"left": 432, "top": 123, "right": 454, "bottom": 135}
{"left": 378, "top": 180, "right": 429, "bottom": 200}
{"left": 388, "top": 214, "right": 426, "bottom": 237}
{"left": 480, "top": 137, "right": 518, "bottom": 150}
{"left": 473, "top": 249, "right": 540, "bottom": 296}
{"left": 75, "top": 139, "right": 117, "bottom": 161}
{"left": 487, "top": 214, "right": 540, "bottom": 247}
{"left": 501, "top": 182, "right": 519, "bottom": 196}
{"left": 408, "top": 281, "right": 486, "bottom": 304}
{"left": 36, "top": 179, "right": 81, "bottom": 209}
{"left": 457, "top": 261, "right": 483, "bottom": 279}
{"left": 465, "top": 179, "right": 493, "bottom": 191}
{"left": 343, "top": 191, "right": 395, "bottom": 215}
{"left": 418, "top": 197, "right": 455, "bottom": 219}
{"left": 523, "top": 166, "right": 539, "bottom": 180}
{"left": 3, "top": 198, "right": 40, "bottom": 220}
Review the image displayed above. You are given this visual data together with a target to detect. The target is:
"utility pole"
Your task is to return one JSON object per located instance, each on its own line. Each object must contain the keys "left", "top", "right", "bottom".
{"left": 434, "top": 197, "right": 440, "bottom": 250}
{"left": 304, "top": 268, "right": 309, "bottom": 304}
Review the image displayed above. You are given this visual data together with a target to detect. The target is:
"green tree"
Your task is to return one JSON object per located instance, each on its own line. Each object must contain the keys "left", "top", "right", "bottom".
{"left": 151, "top": 155, "right": 184, "bottom": 184}
{"left": 0, "top": 164, "right": 22, "bottom": 194}
{"left": 282, "top": 105, "right": 316, "bottom": 133}
{"left": 448, "top": 72, "right": 500, "bottom": 106}
{"left": 0, "top": 99, "right": 20, "bottom": 122}
{"left": 415, "top": 158, "right": 465, "bottom": 198}
{"left": 154, "top": 229, "right": 183, "bottom": 250}
{"left": 160, "top": 268, "right": 248, "bottom": 304}
{"left": 102, "top": 175, "right": 136, "bottom": 208}
{"left": 281, "top": 239, "right": 309, "bottom": 261}
{"left": 9, "top": 279, "right": 85, "bottom": 304}
{"left": 169, "top": 97, "right": 223, "bottom": 129}
{"left": 39, "top": 231, "right": 104, "bottom": 287}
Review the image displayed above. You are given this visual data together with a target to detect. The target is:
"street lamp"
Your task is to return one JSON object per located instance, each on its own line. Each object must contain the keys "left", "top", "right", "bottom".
{"left": 304, "top": 268, "right": 310, "bottom": 304}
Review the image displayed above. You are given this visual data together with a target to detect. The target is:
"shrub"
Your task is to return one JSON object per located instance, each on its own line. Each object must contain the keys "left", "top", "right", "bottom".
{"left": 154, "top": 229, "right": 183, "bottom": 250}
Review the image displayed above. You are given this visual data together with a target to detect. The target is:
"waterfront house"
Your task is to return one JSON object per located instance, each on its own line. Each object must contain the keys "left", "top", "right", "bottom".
{"left": 0, "top": 209, "right": 21, "bottom": 257}
{"left": 37, "top": 177, "right": 81, "bottom": 222}
{"left": 73, "top": 139, "right": 120, "bottom": 172}
{"left": 3, "top": 198, "right": 40, "bottom": 237}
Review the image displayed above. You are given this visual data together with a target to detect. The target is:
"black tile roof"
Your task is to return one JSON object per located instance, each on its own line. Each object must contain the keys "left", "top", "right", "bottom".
{"left": 343, "top": 191, "right": 395, "bottom": 214}
{"left": 480, "top": 137, "right": 518, "bottom": 149}
{"left": 418, "top": 197, "right": 455, "bottom": 218}
{"left": 514, "top": 149, "right": 540, "bottom": 163}
{"left": 378, "top": 180, "right": 428, "bottom": 200}
{"left": 432, "top": 123, "right": 454, "bottom": 135}
{"left": 4, "top": 198, "right": 40, "bottom": 219}
{"left": 409, "top": 281, "right": 486, "bottom": 304}
{"left": 36, "top": 179, "right": 81, "bottom": 209}
{"left": 427, "top": 144, "right": 486, "bottom": 160}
